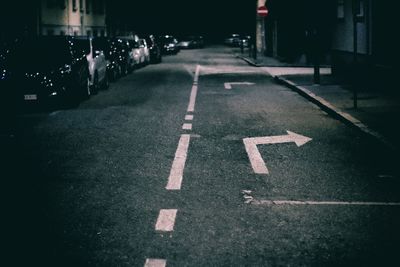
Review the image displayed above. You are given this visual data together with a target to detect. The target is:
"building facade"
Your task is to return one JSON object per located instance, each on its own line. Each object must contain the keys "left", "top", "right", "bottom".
{"left": 263, "top": 0, "right": 336, "bottom": 64}
{"left": 331, "top": 0, "right": 397, "bottom": 82}
{"left": 40, "top": 0, "right": 107, "bottom": 36}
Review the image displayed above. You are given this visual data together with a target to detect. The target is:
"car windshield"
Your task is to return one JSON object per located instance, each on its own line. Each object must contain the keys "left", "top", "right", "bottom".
{"left": 73, "top": 39, "right": 90, "bottom": 55}
{"left": 163, "top": 37, "right": 176, "bottom": 44}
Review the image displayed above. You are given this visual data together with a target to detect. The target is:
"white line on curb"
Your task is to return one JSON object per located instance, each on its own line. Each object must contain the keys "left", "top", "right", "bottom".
{"left": 144, "top": 258, "right": 167, "bottom": 267}
{"left": 166, "top": 134, "right": 191, "bottom": 190}
{"left": 155, "top": 209, "right": 178, "bottom": 232}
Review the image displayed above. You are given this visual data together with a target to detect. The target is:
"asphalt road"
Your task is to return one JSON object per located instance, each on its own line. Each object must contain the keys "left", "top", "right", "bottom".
{"left": 2, "top": 46, "right": 399, "bottom": 266}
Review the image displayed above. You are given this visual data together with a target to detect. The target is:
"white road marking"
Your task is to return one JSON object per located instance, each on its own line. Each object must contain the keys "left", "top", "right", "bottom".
{"left": 144, "top": 258, "right": 167, "bottom": 267}
{"left": 250, "top": 199, "right": 400, "bottom": 206}
{"left": 194, "top": 64, "right": 200, "bottom": 83}
{"left": 224, "top": 82, "right": 255, "bottom": 90}
{"left": 185, "top": 115, "right": 194, "bottom": 121}
{"left": 243, "top": 138, "right": 268, "bottom": 174}
{"left": 187, "top": 85, "right": 198, "bottom": 112}
{"left": 182, "top": 123, "right": 192, "bottom": 130}
{"left": 243, "top": 131, "right": 312, "bottom": 174}
{"left": 166, "top": 134, "right": 191, "bottom": 190}
{"left": 155, "top": 209, "right": 178, "bottom": 232}
{"left": 200, "top": 65, "right": 266, "bottom": 75}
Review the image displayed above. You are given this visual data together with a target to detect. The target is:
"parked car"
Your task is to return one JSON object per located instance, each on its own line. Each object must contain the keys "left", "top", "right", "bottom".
{"left": 160, "top": 35, "right": 180, "bottom": 55}
{"left": 117, "top": 35, "right": 140, "bottom": 71}
{"left": 93, "top": 37, "right": 123, "bottom": 81}
{"left": 74, "top": 36, "right": 108, "bottom": 93}
{"left": 178, "top": 35, "right": 204, "bottom": 49}
{"left": 145, "top": 34, "right": 162, "bottom": 63}
{"left": 224, "top": 33, "right": 241, "bottom": 46}
{"left": 114, "top": 38, "right": 131, "bottom": 76}
{"left": 138, "top": 38, "right": 150, "bottom": 65}
{"left": 2, "top": 36, "right": 90, "bottom": 107}
{"left": 240, "top": 35, "right": 251, "bottom": 48}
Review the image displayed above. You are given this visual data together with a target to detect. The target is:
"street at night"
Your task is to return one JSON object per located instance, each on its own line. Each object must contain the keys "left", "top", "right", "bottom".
{"left": 1, "top": 0, "right": 399, "bottom": 266}
{"left": 3, "top": 46, "right": 399, "bottom": 266}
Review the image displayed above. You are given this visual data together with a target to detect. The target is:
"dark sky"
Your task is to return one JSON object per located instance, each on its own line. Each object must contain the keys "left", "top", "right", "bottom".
{"left": 107, "top": 0, "right": 256, "bottom": 40}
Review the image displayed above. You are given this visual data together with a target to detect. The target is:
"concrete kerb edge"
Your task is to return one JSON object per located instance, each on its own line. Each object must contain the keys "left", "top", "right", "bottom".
{"left": 274, "top": 76, "right": 396, "bottom": 151}
{"left": 236, "top": 55, "right": 262, "bottom": 67}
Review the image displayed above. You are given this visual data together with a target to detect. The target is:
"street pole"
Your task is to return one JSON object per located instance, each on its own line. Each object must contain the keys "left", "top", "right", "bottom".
{"left": 313, "top": 29, "right": 320, "bottom": 85}
{"left": 352, "top": 0, "right": 358, "bottom": 109}
{"left": 253, "top": 0, "right": 258, "bottom": 60}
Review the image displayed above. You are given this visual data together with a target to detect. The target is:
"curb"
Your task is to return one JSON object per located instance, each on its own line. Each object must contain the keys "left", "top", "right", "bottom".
{"left": 236, "top": 55, "right": 262, "bottom": 67}
{"left": 236, "top": 55, "right": 330, "bottom": 68}
{"left": 274, "top": 76, "right": 395, "bottom": 151}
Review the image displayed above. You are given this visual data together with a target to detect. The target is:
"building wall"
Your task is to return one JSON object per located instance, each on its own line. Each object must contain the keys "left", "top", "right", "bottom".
{"left": 331, "top": 0, "right": 370, "bottom": 55}
{"left": 40, "top": 0, "right": 106, "bottom": 36}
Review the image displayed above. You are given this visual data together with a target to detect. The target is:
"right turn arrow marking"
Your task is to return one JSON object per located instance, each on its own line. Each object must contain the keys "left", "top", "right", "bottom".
{"left": 243, "top": 131, "right": 312, "bottom": 174}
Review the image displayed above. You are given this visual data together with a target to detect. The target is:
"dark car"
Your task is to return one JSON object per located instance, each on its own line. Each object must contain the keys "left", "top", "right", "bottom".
{"left": 160, "top": 35, "right": 180, "bottom": 55}
{"left": 114, "top": 38, "right": 131, "bottom": 77}
{"left": 145, "top": 34, "right": 162, "bottom": 63}
{"left": 2, "top": 36, "right": 90, "bottom": 109}
{"left": 224, "top": 33, "right": 241, "bottom": 47}
{"left": 178, "top": 35, "right": 204, "bottom": 49}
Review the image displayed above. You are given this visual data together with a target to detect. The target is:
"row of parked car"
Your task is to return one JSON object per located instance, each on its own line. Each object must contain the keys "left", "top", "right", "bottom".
{"left": 224, "top": 33, "right": 251, "bottom": 48}
{"left": 0, "top": 34, "right": 196, "bottom": 111}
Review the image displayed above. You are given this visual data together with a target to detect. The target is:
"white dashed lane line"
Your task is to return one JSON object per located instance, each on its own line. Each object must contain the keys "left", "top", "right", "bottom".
{"left": 155, "top": 209, "right": 178, "bottom": 232}
{"left": 182, "top": 123, "right": 192, "bottom": 130}
{"left": 166, "top": 134, "right": 191, "bottom": 190}
{"left": 187, "top": 65, "right": 200, "bottom": 112}
{"left": 185, "top": 114, "right": 194, "bottom": 121}
{"left": 144, "top": 258, "right": 167, "bottom": 267}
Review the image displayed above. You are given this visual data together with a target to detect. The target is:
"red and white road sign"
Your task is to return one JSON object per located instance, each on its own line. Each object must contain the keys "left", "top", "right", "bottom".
{"left": 257, "top": 6, "right": 269, "bottom": 17}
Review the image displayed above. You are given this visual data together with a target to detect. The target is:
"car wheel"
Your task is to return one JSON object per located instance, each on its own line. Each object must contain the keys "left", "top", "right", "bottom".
{"left": 82, "top": 77, "right": 91, "bottom": 100}
{"left": 110, "top": 68, "right": 117, "bottom": 82}
{"left": 102, "top": 74, "right": 109, "bottom": 90}
{"left": 91, "top": 73, "right": 99, "bottom": 95}
{"left": 121, "top": 64, "right": 128, "bottom": 76}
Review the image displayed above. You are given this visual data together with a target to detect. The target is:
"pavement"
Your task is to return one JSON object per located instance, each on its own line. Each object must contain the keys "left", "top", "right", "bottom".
{"left": 237, "top": 53, "right": 400, "bottom": 151}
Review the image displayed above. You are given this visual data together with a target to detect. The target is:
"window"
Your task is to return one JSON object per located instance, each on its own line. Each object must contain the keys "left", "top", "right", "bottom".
{"left": 86, "top": 0, "right": 91, "bottom": 14}
{"left": 79, "top": 0, "right": 84, "bottom": 12}
{"left": 93, "top": 0, "right": 104, "bottom": 14}
{"left": 47, "top": 0, "right": 65, "bottom": 9}
{"left": 100, "top": 30, "right": 105, "bottom": 37}
{"left": 59, "top": 0, "right": 66, "bottom": 9}
{"left": 47, "top": 0, "right": 55, "bottom": 8}
{"left": 87, "top": 30, "right": 92, "bottom": 36}
{"left": 72, "top": 0, "right": 77, "bottom": 11}
{"left": 93, "top": 30, "right": 98, "bottom": 37}
{"left": 354, "top": 0, "right": 365, "bottom": 18}
{"left": 337, "top": 0, "right": 344, "bottom": 19}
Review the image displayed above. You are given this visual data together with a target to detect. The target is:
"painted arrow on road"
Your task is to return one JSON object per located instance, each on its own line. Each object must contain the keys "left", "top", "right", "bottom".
{"left": 224, "top": 82, "right": 255, "bottom": 90}
{"left": 243, "top": 131, "right": 312, "bottom": 174}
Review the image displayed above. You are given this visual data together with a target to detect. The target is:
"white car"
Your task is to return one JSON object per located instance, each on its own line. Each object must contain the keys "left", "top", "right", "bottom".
{"left": 75, "top": 37, "right": 108, "bottom": 93}
{"left": 117, "top": 35, "right": 140, "bottom": 71}
{"left": 138, "top": 39, "right": 150, "bottom": 65}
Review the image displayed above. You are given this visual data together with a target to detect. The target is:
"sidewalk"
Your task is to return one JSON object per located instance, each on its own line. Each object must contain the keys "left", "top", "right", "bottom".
{"left": 238, "top": 54, "right": 400, "bottom": 151}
